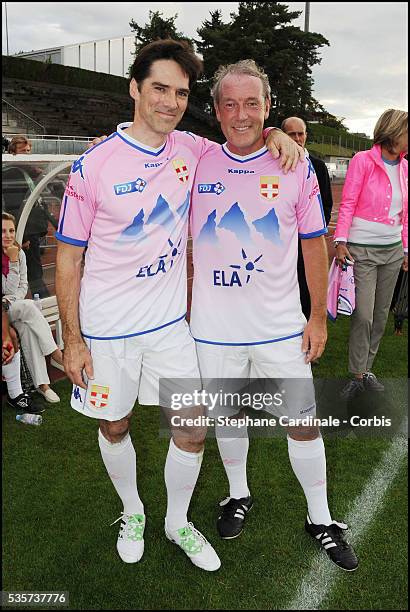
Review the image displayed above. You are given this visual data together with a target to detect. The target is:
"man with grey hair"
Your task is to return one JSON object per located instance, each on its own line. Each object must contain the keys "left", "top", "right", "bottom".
{"left": 189, "top": 60, "right": 358, "bottom": 571}
{"left": 281, "top": 116, "right": 333, "bottom": 321}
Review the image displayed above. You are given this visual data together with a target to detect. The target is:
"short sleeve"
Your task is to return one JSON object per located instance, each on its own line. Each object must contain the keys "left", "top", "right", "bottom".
{"left": 55, "top": 154, "right": 96, "bottom": 247}
{"left": 297, "top": 156, "right": 328, "bottom": 239}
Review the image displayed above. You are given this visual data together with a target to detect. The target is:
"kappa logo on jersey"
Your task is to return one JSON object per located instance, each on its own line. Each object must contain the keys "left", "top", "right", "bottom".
{"left": 260, "top": 176, "right": 279, "bottom": 200}
{"left": 228, "top": 168, "right": 255, "bottom": 175}
{"left": 114, "top": 178, "right": 147, "bottom": 196}
{"left": 73, "top": 386, "right": 83, "bottom": 403}
{"left": 172, "top": 159, "right": 189, "bottom": 183}
{"left": 144, "top": 161, "right": 163, "bottom": 169}
{"left": 72, "top": 156, "right": 85, "bottom": 179}
{"left": 198, "top": 182, "right": 225, "bottom": 195}
{"left": 306, "top": 156, "right": 316, "bottom": 179}
{"left": 89, "top": 385, "right": 110, "bottom": 409}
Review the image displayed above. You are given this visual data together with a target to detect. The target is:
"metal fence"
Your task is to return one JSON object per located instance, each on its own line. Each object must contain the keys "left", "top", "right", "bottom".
{"left": 4, "top": 133, "right": 95, "bottom": 155}
{"left": 309, "top": 132, "right": 372, "bottom": 154}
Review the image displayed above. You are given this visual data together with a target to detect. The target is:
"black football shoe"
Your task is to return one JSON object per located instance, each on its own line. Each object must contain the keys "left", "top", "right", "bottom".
{"left": 7, "top": 392, "right": 45, "bottom": 414}
{"left": 217, "top": 495, "right": 253, "bottom": 539}
{"left": 363, "top": 372, "right": 385, "bottom": 392}
{"left": 305, "top": 515, "right": 358, "bottom": 571}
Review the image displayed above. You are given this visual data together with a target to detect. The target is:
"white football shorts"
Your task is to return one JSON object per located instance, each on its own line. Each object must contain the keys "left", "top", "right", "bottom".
{"left": 71, "top": 319, "right": 202, "bottom": 421}
{"left": 195, "top": 335, "right": 316, "bottom": 419}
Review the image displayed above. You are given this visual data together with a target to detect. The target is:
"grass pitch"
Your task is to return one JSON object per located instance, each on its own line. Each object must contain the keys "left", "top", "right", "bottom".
{"left": 2, "top": 315, "right": 407, "bottom": 610}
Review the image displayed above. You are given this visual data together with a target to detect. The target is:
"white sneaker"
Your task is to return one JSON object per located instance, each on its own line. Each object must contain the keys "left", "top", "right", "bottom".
{"left": 165, "top": 521, "right": 221, "bottom": 571}
{"left": 36, "top": 387, "right": 60, "bottom": 403}
{"left": 111, "top": 513, "right": 145, "bottom": 563}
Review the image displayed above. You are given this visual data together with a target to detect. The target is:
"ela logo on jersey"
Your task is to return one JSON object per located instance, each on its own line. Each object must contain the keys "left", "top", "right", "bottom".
{"left": 213, "top": 249, "right": 264, "bottom": 287}
{"left": 260, "top": 176, "right": 279, "bottom": 200}
{"left": 197, "top": 182, "right": 225, "bottom": 195}
{"left": 114, "top": 178, "right": 147, "bottom": 196}
{"left": 172, "top": 159, "right": 189, "bottom": 183}
{"left": 136, "top": 237, "right": 182, "bottom": 278}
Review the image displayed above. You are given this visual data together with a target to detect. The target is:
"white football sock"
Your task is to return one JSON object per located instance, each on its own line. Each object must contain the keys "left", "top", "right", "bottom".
{"left": 164, "top": 438, "right": 203, "bottom": 532}
{"left": 98, "top": 429, "right": 144, "bottom": 516}
{"left": 215, "top": 424, "right": 250, "bottom": 499}
{"left": 287, "top": 435, "right": 332, "bottom": 525}
{"left": 2, "top": 351, "right": 23, "bottom": 399}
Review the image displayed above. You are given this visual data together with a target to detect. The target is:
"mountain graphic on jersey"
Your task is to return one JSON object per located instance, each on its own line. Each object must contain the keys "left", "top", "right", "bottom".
{"left": 252, "top": 208, "right": 281, "bottom": 244}
{"left": 176, "top": 190, "right": 190, "bottom": 218}
{"left": 146, "top": 194, "right": 175, "bottom": 232}
{"left": 120, "top": 209, "right": 146, "bottom": 241}
{"left": 198, "top": 209, "right": 218, "bottom": 244}
{"left": 218, "top": 203, "right": 251, "bottom": 243}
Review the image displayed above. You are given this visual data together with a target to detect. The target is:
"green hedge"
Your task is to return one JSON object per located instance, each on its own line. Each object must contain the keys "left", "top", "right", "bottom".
{"left": 307, "top": 121, "right": 373, "bottom": 147}
{"left": 2, "top": 55, "right": 129, "bottom": 95}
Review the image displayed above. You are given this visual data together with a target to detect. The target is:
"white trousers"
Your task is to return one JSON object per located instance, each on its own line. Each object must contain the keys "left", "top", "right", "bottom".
{"left": 8, "top": 299, "right": 57, "bottom": 386}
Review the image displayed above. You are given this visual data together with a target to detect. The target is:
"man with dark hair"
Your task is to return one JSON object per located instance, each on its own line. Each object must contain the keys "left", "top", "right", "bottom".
{"left": 281, "top": 117, "right": 333, "bottom": 321}
{"left": 56, "top": 38, "right": 301, "bottom": 571}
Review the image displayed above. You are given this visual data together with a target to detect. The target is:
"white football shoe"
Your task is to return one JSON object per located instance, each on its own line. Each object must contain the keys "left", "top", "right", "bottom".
{"left": 165, "top": 521, "right": 221, "bottom": 571}
{"left": 111, "top": 512, "right": 145, "bottom": 563}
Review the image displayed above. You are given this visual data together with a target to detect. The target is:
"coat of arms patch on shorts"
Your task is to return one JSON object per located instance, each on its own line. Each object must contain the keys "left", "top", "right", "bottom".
{"left": 89, "top": 385, "right": 110, "bottom": 409}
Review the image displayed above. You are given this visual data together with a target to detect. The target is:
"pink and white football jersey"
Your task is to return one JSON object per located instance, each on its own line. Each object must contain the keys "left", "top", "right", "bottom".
{"left": 190, "top": 144, "right": 327, "bottom": 345}
{"left": 56, "top": 123, "right": 215, "bottom": 339}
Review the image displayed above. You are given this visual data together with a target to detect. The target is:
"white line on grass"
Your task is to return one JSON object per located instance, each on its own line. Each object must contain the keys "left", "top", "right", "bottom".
{"left": 287, "top": 427, "right": 408, "bottom": 610}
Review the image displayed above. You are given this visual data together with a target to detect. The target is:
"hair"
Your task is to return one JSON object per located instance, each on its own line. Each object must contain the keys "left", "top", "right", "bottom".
{"left": 211, "top": 59, "right": 271, "bottom": 105}
{"left": 373, "top": 109, "right": 408, "bottom": 152}
{"left": 281, "top": 117, "right": 307, "bottom": 132}
{"left": 2, "top": 212, "right": 20, "bottom": 250}
{"left": 7, "top": 135, "right": 31, "bottom": 154}
{"left": 129, "top": 39, "right": 203, "bottom": 90}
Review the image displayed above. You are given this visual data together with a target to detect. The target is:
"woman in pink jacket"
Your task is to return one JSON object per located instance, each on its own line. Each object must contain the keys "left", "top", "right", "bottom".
{"left": 334, "top": 109, "right": 408, "bottom": 399}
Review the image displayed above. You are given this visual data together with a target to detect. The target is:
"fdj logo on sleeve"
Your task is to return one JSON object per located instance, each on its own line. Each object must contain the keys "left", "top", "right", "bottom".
{"left": 198, "top": 182, "right": 225, "bottom": 195}
{"left": 114, "top": 178, "right": 147, "bottom": 196}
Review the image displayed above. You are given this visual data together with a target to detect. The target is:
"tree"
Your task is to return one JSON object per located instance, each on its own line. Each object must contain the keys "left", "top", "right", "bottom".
{"left": 129, "top": 10, "right": 193, "bottom": 59}
{"left": 195, "top": 2, "right": 329, "bottom": 125}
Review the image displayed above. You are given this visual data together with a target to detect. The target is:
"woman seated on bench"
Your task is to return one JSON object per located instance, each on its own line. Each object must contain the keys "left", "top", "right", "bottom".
{"left": 2, "top": 212, "right": 63, "bottom": 403}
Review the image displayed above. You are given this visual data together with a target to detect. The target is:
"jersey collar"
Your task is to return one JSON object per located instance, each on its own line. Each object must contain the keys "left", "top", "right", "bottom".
{"left": 116, "top": 122, "right": 167, "bottom": 156}
{"left": 221, "top": 143, "right": 268, "bottom": 163}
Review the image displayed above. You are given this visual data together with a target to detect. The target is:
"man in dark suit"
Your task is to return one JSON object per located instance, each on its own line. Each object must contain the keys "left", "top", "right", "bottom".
{"left": 281, "top": 117, "right": 333, "bottom": 321}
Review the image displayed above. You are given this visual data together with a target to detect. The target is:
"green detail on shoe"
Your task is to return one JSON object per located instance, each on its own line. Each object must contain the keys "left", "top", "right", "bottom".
{"left": 127, "top": 514, "right": 145, "bottom": 541}
{"left": 177, "top": 526, "right": 204, "bottom": 555}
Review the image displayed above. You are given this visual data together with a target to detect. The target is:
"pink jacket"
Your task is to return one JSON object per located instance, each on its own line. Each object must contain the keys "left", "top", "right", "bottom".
{"left": 335, "top": 144, "right": 408, "bottom": 250}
